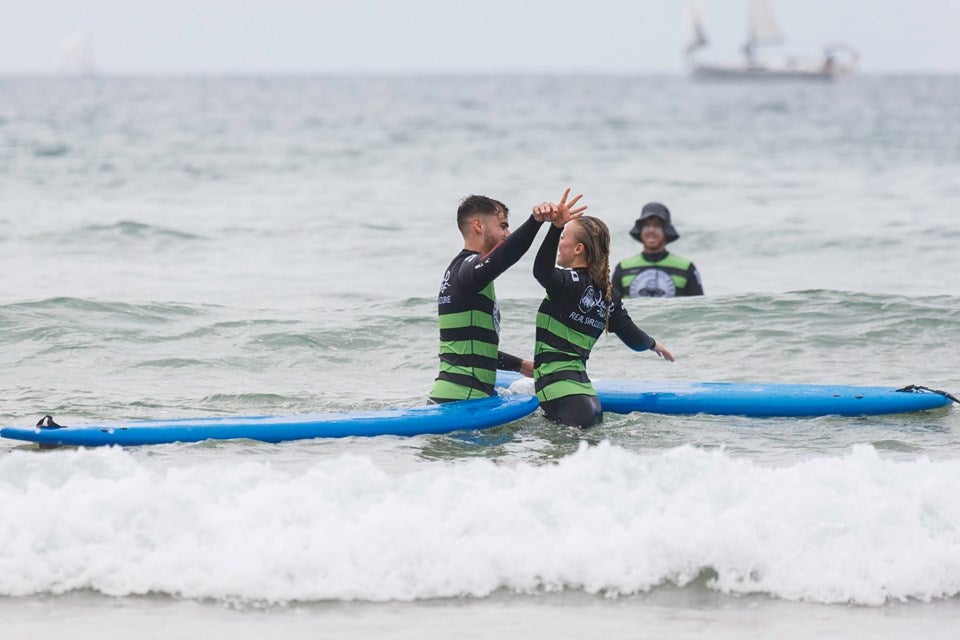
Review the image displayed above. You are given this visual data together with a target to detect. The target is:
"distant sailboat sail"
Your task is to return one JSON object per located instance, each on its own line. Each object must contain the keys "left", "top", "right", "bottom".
{"left": 742, "top": 0, "right": 784, "bottom": 66}
{"left": 747, "top": 0, "right": 784, "bottom": 48}
{"left": 684, "top": 0, "right": 709, "bottom": 56}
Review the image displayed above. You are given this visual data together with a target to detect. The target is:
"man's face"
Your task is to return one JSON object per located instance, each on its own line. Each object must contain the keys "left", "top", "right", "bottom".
{"left": 480, "top": 211, "right": 510, "bottom": 253}
{"left": 641, "top": 218, "right": 666, "bottom": 253}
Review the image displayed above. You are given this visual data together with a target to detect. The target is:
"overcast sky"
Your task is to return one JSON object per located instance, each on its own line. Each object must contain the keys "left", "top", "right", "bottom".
{"left": 3, "top": 0, "right": 958, "bottom": 75}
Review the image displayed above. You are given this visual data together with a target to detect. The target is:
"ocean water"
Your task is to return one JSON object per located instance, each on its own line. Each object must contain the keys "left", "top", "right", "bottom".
{"left": 1, "top": 75, "right": 959, "bottom": 639}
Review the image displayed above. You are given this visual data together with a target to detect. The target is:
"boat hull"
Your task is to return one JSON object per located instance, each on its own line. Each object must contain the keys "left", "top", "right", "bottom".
{"left": 691, "top": 64, "right": 835, "bottom": 81}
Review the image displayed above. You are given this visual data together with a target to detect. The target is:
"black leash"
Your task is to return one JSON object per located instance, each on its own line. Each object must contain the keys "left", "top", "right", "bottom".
{"left": 895, "top": 385, "right": 960, "bottom": 405}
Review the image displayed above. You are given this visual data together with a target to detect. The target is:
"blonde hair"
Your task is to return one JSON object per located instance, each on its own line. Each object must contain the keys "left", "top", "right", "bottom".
{"left": 570, "top": 217, "right": 612, "bottom": 332}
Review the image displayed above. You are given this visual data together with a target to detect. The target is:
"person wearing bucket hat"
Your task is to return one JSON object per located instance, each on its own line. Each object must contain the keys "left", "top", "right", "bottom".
{"left": 612, "top": 202, "right": 703, "bottom": 298}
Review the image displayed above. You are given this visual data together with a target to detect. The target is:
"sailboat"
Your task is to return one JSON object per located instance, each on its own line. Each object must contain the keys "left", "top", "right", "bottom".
{"left": 684, "top": 0, "right": 859, "bottom": 81}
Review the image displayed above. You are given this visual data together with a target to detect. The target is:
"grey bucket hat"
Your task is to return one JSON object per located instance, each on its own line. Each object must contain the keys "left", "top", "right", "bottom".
{"left": 629, "top": 202, "right": 680, "bottom": 244}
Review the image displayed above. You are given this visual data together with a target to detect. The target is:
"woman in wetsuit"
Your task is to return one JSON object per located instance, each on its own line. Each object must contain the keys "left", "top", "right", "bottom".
{"left": 531, "top": 198, "right": 675, "bottom": 427}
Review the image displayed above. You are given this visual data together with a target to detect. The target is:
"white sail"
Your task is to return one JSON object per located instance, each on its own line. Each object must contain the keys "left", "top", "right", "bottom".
{"left": 684, "top": 0, "right": 709, "bottom": 56}
{"left": 747, "top": 0, "right": 784, "bottom": 47}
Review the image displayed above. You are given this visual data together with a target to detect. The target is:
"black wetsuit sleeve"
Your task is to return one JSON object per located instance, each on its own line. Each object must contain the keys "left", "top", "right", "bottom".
{"left": 611, "top": 262, "right": 625, "bottom": 297}
{"left": 533, "top": 225, "right": 565, "bottom": 294}
{"left": 682, "top": 263, "right": 704, "bottom": 296}
{"left": 456, "top": 215, "right": 545, "bottom": 292}
{"left": 609, "top": 296, "right": 656, "bottom": 351}
{"left": 497, "top": 351, "right": 523, "bottom": 372}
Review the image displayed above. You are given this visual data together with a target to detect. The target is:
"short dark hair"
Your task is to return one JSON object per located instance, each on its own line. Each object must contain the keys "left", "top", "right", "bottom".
{"left": 457, "top": 195, "right": 508, "bottom": 233}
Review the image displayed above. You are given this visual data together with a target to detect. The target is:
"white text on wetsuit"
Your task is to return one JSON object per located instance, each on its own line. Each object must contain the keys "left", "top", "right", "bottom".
{"left": 568, "top": 311, "right": 605, "bottom": 331}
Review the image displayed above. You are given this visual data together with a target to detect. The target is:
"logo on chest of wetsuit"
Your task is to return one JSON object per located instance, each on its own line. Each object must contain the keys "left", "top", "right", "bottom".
{"left": 438, "top": 270, "right": 453, "bottom": 304}
{"left": 569, "top": 288, "right": 607, "bottom": 331}
{"left": 629, "top": 269, "right": 676, "bottom": 298}
{"left": 439, "top": 270, "right": 451, "bottom": 294}
{"left": 578, "top": 285, "right": 600, "bottom": 314}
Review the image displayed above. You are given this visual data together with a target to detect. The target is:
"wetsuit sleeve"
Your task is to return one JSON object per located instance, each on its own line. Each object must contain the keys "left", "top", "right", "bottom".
{"left": 497, "top": 351, "right": 523, "bottom": 372}
{"left": 682, "top": 263, "right": 704, "bottom": 296}
{"left": 611, "top": 262, "right": 625, "bottom": 297}
{"left": 533, "top": 225, "right": 565, "bottom": 294}
{"left": 608, "top": 295, "right": 656, "bottom": 351}
{"left": 456, "top": 215, "right": 545, "bottom": 292}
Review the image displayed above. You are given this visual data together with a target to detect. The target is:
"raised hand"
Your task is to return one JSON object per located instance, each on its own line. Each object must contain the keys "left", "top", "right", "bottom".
{"left": 532, "top": 202, "right": 558, "bottom": 223}
{"left": 551, "top": 187, "right": 588, "bottom": 228}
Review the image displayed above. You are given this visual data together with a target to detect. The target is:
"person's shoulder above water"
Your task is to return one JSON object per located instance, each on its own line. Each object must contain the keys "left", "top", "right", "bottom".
{"left": 613, "top": 201, "right": 704, "bottom": 298}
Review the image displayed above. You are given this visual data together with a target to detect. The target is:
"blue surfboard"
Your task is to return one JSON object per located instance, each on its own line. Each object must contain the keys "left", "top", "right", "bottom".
{"left": 0, "top": 394, "right": 539, "bottom": 447}
{"left": 496, "top": 371, "right": 953, "bottom": 417}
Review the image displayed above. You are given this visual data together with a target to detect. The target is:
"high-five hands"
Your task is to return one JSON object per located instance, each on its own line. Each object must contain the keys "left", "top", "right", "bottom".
{"left": 531, "top": 188, "right": 588, "bottom": 227}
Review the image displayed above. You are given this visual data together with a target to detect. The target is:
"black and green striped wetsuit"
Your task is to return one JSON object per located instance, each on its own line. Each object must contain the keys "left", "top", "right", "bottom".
{"left": 428, "top": 215, "right": 545, "bottom": 403}
{"left": 533, "top": 225, "right": 656, "bottom": 426}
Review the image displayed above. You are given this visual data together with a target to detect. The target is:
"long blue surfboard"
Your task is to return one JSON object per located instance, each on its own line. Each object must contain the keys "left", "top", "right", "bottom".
{"left": 496, "top": 371, "right": 953, "bottom": 417}
{"left": 0, "top": 394, "right": 539, "bottom": 447}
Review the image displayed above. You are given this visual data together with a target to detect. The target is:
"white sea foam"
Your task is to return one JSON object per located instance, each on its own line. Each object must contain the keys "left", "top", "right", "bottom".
{"left": 1, "top": 442, "right": 959, "bottom": 606}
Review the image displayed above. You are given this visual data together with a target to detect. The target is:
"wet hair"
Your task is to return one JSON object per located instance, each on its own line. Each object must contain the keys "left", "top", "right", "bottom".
{"left": 570, "top": 216, "right": 613, "bottom": 332}
{"left": 457, "top": 195, "right": 508, "bottom": 233}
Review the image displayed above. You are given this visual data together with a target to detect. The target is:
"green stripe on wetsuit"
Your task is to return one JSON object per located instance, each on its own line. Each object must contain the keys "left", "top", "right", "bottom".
{"left": 430, "top": 282, "right": 499, "bottom": 400}
{"left": 534, "top": 309, "right": 600, "bottom": 402}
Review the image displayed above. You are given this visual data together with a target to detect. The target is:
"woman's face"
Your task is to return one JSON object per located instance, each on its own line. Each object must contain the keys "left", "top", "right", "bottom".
{"left": 557, "top": 220, "right": 584, "bottom": 268}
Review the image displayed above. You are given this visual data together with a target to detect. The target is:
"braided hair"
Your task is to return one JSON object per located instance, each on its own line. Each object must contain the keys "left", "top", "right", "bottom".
{"left": 570, "top": 216, "right": 613, "bottom": 333}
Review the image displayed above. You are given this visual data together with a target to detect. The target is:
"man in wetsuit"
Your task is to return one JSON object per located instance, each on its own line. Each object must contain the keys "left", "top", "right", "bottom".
{"left": 612, "top": 202, "right": 703, "bottom": 298}
{"left": 429, "top": 194, "right": 577, "bottom": 403}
